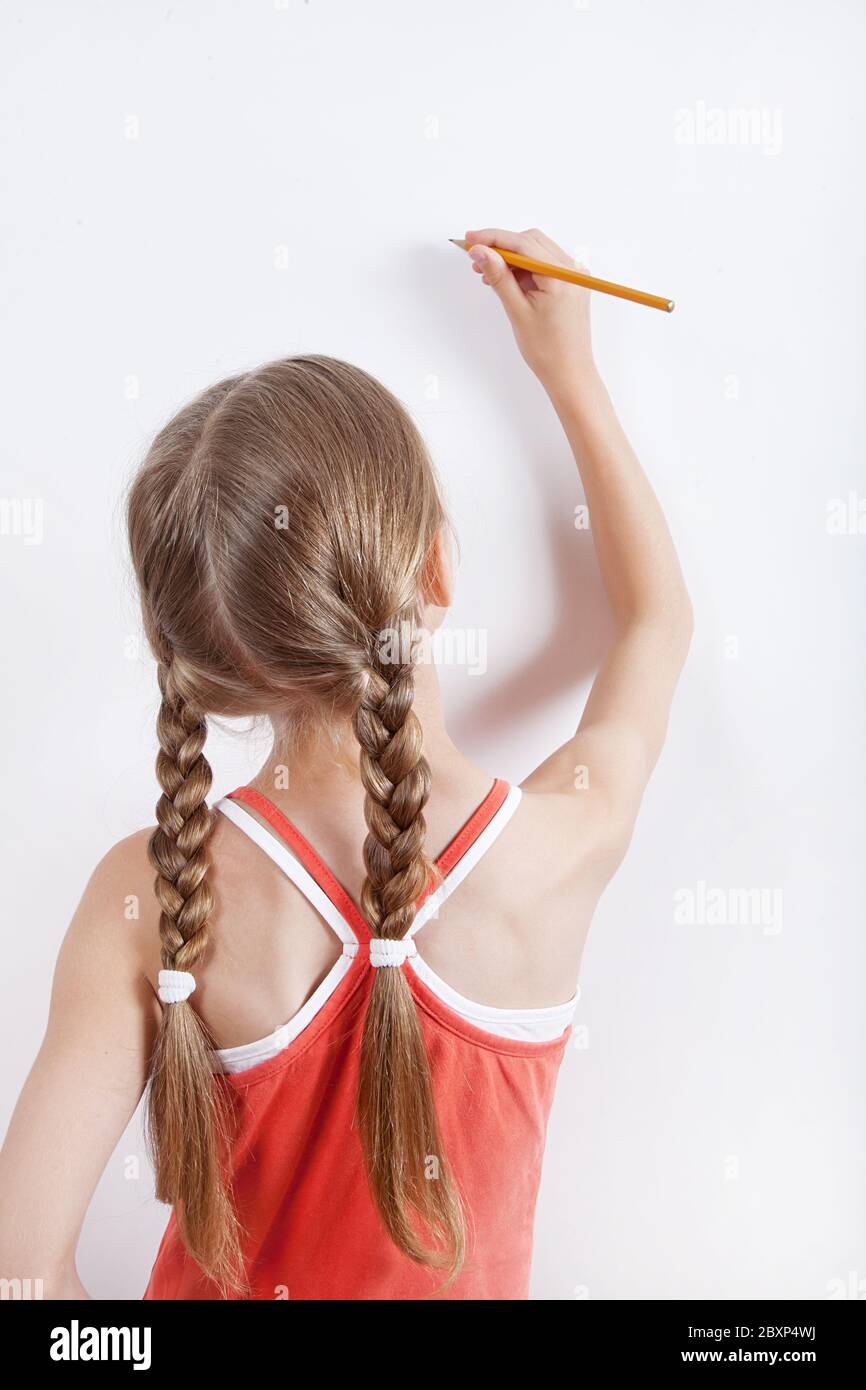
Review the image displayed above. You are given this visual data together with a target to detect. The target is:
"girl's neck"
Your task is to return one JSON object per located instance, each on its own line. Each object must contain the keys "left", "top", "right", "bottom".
{"left": 250, "top": 659, "right": 489, "bottom": 822}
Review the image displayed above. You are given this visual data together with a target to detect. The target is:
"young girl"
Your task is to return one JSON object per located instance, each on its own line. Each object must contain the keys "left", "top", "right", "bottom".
{"left": 0, "top": 227, "right": 692, "bottom": 1300}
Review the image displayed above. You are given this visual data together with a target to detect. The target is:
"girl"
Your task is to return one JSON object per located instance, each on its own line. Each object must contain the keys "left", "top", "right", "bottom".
{"left": 0, "top": 227, "right": 692, "bottom": 1300}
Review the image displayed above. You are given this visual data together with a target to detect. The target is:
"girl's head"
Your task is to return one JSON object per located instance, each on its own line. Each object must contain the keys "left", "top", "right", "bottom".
{"left": 127, "top": 355, "right": 462, "bottom": 1288}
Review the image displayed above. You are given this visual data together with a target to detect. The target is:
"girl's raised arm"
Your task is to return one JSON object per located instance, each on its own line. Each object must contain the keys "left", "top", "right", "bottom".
{"left": 464, "top": 226, "right": 693, "bottom": 857}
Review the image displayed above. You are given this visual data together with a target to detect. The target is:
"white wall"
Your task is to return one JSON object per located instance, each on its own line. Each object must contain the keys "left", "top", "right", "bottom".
{"left": 1, "top": 0, "right": 864, "bottom": 1300}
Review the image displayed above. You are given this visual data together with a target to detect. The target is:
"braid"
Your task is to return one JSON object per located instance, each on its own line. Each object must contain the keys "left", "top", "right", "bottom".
{"left": 151, "top": 658, "right": 215, "bottom": 972}
{"left": 146, "top": 656, "right": 242, "bottom": 1292}
{"left": 354, "top": 658, "right": 432, "bottom": 936}
{"left": 353, "top": 623, "right": 465, "bottom": 1279}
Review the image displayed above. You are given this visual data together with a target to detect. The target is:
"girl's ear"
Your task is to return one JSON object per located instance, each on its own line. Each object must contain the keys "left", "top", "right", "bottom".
{"left": 421, "top": 526, "right": 454, "bottom": 610}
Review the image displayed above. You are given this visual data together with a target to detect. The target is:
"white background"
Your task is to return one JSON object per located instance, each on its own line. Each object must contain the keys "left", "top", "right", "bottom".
{"left": 1, "top": 0, "right": 864, "bottom": 1300}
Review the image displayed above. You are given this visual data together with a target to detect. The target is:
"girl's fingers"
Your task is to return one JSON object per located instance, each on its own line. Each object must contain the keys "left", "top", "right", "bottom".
{"left": 466, "top": 227, "right": 573, "bottom": 267}
{"left": 523, "top": 228, "right": 575, "bottom": 265}
{"left": 467, "top": 244, "right": 527, "bottom": 319}
{"left": 465, "top": 227, "right": 540, "bottom": 258}
{"left": 462, "top": 226, "right": 579, "bottom": 318}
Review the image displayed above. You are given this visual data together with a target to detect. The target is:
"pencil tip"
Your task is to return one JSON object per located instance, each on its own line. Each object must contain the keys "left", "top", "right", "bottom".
{"left": 448, "top": 238, "right": 466, "bottom": 248}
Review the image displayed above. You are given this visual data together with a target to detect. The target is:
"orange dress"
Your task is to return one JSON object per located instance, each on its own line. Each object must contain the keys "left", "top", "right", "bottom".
{"left": 144, "top": 780, "right": 573, "bottom": 1300}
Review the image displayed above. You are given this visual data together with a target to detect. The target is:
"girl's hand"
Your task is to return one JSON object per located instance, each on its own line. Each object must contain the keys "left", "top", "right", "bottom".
{"left": 463, "top": 227, "right": 594, "bottom": 391}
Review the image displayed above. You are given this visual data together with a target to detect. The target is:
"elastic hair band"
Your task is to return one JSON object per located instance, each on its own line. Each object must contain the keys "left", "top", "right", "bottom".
{"left": 158, "top": 969, "right": 196, "bottom": 1004}
{"left": 369, "top": 938, "right": 417, "bottom": 969}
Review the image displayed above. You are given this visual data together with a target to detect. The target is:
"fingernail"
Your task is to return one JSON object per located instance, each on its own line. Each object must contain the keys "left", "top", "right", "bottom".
{"left": 469, "top": 247, "right": 486, "bottom": 267}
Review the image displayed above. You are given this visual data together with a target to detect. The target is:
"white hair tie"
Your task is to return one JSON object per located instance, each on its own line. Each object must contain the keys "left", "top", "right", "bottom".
{"left": 369, "top": 938, "right": 417, "bottom": 968}
{"left": 158, "top": 969, "right": 196, "bottom": 1004}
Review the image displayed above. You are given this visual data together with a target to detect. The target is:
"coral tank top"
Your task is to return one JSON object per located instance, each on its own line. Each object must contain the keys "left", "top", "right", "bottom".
{"left": 144, "top": 779, "right": 574, "bottom": 1301}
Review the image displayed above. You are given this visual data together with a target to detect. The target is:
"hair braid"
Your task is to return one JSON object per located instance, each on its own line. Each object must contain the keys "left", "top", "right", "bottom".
{"left": 353, "top": 624, "right": 465, "bottom": 1278}
{"left": 146, "top": 656, "right": 242, "bottom": 1292}
{"left": 151, "top": 659, "right": 214, "bottom": 967}
{"left": 354, "top": 660, "right": 432, "bottom": 934}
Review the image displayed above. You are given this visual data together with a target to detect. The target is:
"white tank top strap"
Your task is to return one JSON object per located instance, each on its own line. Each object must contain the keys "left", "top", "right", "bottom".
{"left": 216, "top": 795, "right": 359, "bottom": 950}
{"left": 408, "top": 784, "right": 523, "bottom": 940}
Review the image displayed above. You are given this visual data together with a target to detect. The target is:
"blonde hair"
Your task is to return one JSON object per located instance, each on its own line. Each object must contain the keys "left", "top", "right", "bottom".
{"left": 127, "top": 356, "right": 463, "bottom": 1290}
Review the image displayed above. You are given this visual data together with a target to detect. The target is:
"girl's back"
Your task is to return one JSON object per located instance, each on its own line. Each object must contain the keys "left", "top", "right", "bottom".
{"left": 125, "top": 749, "right": 612, "bottom": 1297}
{"left": 140, "top": 771, "right": 600, "bottom": 1299}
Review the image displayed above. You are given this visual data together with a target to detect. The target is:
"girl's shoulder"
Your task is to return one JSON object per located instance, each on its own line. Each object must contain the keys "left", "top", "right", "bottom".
{"left": 78, "top": 812, "right": 294, "bottom": 990}
{"left": 512, "top": 783, "right": 634, "bottom": 887}
{"left": 71, "top": 827, "right": 163, "bottom": 991}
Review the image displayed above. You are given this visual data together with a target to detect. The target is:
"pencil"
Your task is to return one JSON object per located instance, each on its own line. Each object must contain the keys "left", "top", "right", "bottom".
{"left": 449, "top": 239, "right": 675, "bottom": 314}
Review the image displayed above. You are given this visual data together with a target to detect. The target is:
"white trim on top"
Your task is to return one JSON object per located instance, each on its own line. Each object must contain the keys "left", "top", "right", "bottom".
{"left": 408, "top": 953, "right": 577, "bottom": 1043}
{"left": 216, "top": 797, "right": 358, "bottom": 947}
{"left": 214, "top": 950, "right": 357, "bottom": 1073}
{"left": 408, "top": 785, "right": 523, "bottom": 938}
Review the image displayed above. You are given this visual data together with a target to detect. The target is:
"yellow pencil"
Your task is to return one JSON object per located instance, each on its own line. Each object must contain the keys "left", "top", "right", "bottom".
{"left": 449, "top": 238, "right": 675, "bottom": 314}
